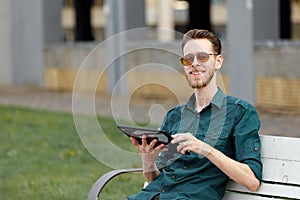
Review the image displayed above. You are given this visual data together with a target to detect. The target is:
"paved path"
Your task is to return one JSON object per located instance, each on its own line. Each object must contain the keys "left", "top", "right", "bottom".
{"left": 0, "top": 86, "right": 299, "bottom": 137}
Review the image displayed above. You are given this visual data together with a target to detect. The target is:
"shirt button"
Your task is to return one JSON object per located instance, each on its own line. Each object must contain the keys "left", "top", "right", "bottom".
{"left": 183, "top": 166, "right": 187, "bottom": 169}
{"left": 254, "top": 147, "right": 258, "bottom": 151}
{"left": 172, "top": 175, "right": 176, "bottom": 179}
{"left": 162, "top": 190, "right": 165, "bottom": 193}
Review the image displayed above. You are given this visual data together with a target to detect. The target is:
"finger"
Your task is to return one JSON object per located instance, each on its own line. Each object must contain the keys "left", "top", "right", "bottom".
{"left": 160, "top": 147, "right": 168, "bottom": 152}
{"left": 149, "top": 139, "right": 158, "bottom": 149}
{"left": 171, "top": 134, "right": 178, "bottom": 143}
{"left": 176, "top": 139, "right": 191, "bottom": 151}
{"left": 176, "top": 142, "right": 185, "bottom": 152}
{"left": 180, "top": 145, "right": 190, "bottom": 155}
{"left": 171, "top": 134, "right": 184, "bottom": 144}
{"left": 171, "top": 133, "right": 192, "bottom": 144}
{"left": 141, "top": 134, "right": 148, "bottom": 146}
{"left": 130, "top": 137, "right": 140, "bottom": 147}
{"left": 154, "top": 143, "right": 166, "bottom": 152}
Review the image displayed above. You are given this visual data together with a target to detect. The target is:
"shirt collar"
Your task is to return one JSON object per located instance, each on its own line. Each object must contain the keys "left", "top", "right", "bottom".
{"left": 185, "top": 88, "right": 226, "bottom": 110}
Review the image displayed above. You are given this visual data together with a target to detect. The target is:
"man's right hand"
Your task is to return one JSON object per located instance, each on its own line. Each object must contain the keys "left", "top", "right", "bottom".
{"left": 130, "top": 135, "right": 167, "bottom": 172}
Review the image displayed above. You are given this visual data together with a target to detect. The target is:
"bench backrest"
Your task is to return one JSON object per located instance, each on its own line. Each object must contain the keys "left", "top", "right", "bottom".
{"left": 223, "top": 135, "right": 300, "bottom": 199}
{"left": 88, "top": 135, "right": 300, "bottom": 200}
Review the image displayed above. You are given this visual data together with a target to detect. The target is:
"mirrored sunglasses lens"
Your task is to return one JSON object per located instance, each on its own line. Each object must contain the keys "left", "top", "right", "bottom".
{"left": 180, "top": 57, "right": 192, "bottom": 66}
{"left": 197, "top": 52, "right": 209, "bottom": 63}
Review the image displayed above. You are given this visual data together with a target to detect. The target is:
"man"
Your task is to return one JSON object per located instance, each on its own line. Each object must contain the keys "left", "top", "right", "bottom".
{"left": 128, "top": 29, "right": 262, "bottom": 200}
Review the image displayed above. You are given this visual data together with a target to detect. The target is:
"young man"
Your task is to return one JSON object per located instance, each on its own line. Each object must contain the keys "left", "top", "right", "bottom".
{"left": 128, "top": 29, "right": 262, "bottom": 200}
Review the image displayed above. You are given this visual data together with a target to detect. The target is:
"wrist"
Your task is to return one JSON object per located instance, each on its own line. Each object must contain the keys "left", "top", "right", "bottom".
{"left": 143, "top": 162, "right": 158, "bottom": 172}
{"left": 200, "top": 142, "right": 213, "bottom": 156}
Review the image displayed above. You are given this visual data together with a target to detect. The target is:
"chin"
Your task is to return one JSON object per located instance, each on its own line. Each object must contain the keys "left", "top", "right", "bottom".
{"left": 189, "top": 81, "right": 207, "bottom": 88}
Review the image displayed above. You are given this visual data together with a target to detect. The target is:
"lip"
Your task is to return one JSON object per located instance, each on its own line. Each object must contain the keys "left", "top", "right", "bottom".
{"left": 189, "top": 70, "right": 204, "bottom": 76}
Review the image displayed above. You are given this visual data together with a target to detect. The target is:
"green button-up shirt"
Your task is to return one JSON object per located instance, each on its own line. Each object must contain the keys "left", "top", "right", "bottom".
{"left": 129, "top": 89, "right": 262, "bottom": 200}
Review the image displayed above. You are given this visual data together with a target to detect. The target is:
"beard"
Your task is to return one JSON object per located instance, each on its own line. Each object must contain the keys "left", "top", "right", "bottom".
{"left": 185, "top": 69, "right": 215, "bottom": 89}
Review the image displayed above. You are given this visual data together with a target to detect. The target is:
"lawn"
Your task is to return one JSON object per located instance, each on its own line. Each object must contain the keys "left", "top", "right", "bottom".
{"left": 0, "top": 105, "right": 145, "bottom": 200}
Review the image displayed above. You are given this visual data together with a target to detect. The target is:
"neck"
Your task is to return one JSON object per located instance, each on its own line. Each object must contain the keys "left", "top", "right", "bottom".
{"left": 194, "top": 84, "right": 218, "bottom": 112}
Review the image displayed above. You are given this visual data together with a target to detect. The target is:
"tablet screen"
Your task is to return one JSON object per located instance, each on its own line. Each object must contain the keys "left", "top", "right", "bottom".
{"left": 118, "top": 125, "right": 173, "bottom": 146}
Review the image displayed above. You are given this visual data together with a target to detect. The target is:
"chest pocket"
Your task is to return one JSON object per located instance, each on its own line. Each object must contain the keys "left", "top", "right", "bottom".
{"left": 204, "top": 129, "right": 230, "bottom": 151}
{"left": 202, "top": 105, "right": 231, "bottom": 151}
{"left": 176, "top": 107, "right": 200, "bottom": 135}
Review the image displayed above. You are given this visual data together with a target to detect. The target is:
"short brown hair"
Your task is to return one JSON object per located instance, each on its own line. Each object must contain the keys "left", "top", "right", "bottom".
{"left": 181, "top": 29, "right": 222, "bottom": 55}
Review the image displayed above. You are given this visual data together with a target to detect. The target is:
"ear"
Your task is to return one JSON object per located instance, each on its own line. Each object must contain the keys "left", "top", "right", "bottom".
{"left": 215, "top": 55, "right": 223, "bottom": 70}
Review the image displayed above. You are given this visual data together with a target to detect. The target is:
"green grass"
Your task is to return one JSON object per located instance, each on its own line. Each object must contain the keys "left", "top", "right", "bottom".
{"left": 0, "top": 105, "right": 145, "bottom": 200}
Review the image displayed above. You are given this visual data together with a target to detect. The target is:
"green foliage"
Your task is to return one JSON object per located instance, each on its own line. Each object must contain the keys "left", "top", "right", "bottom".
{"left": 0, "top": 105, "right": 144, "bottom": 200}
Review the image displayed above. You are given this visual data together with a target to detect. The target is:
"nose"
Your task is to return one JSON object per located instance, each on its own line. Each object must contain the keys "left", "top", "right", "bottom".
{"left": 191, "top": 55, "right": 199, "bottom": 67}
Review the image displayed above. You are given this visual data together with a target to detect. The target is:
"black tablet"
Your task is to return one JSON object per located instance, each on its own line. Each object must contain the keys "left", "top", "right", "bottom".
{"left": 118, "top": 125, "right": 173, "bottom": 147}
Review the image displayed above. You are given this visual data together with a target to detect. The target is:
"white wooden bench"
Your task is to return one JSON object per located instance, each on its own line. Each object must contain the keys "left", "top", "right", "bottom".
{"left": 88, "top": 135, "right": 300, "bottom": 199}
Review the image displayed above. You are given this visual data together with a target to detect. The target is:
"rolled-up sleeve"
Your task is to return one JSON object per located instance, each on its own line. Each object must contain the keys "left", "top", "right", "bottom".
{"left": 233, "top": 103, "right": 263, "bottom": 181}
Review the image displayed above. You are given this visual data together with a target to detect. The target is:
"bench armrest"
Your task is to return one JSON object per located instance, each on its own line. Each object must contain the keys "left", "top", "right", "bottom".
{"left": 88, "top": 168, "right": 143, "bottom": 200}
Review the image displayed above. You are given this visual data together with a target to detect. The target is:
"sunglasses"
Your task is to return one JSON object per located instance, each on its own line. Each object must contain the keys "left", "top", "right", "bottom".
{"left": 180, "top": 52, "right": 218, "bottom": 66}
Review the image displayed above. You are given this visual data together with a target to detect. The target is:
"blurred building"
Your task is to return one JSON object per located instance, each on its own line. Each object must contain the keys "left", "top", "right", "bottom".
{"left": 60, "top": 0, "right": 300, "bottom": 42}
{"left": 0, "top": 0, "right": 300, "bottom": 114}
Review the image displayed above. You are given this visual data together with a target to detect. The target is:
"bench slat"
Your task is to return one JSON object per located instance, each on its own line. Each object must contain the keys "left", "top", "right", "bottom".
{"left": 260, "top": 135, "right": 300, "bottom": 161}
{"left": 226, "top": 180, "right": 300, "bottom": 199}
{"left": 261, "top": 158, "right": 300, "bottom": 185}
{"left": 223, "top": 192, "right": 285, "bottom": 200}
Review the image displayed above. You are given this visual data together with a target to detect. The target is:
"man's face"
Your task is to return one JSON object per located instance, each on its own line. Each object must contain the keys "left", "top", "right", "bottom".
{"left": 182, "top": 39, "right": 220, "bottom": 89}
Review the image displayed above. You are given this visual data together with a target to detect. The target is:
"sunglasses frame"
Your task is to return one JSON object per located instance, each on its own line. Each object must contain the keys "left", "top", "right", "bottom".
{"left": 180, "top": 52, "right": 218, "bottom": 66}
